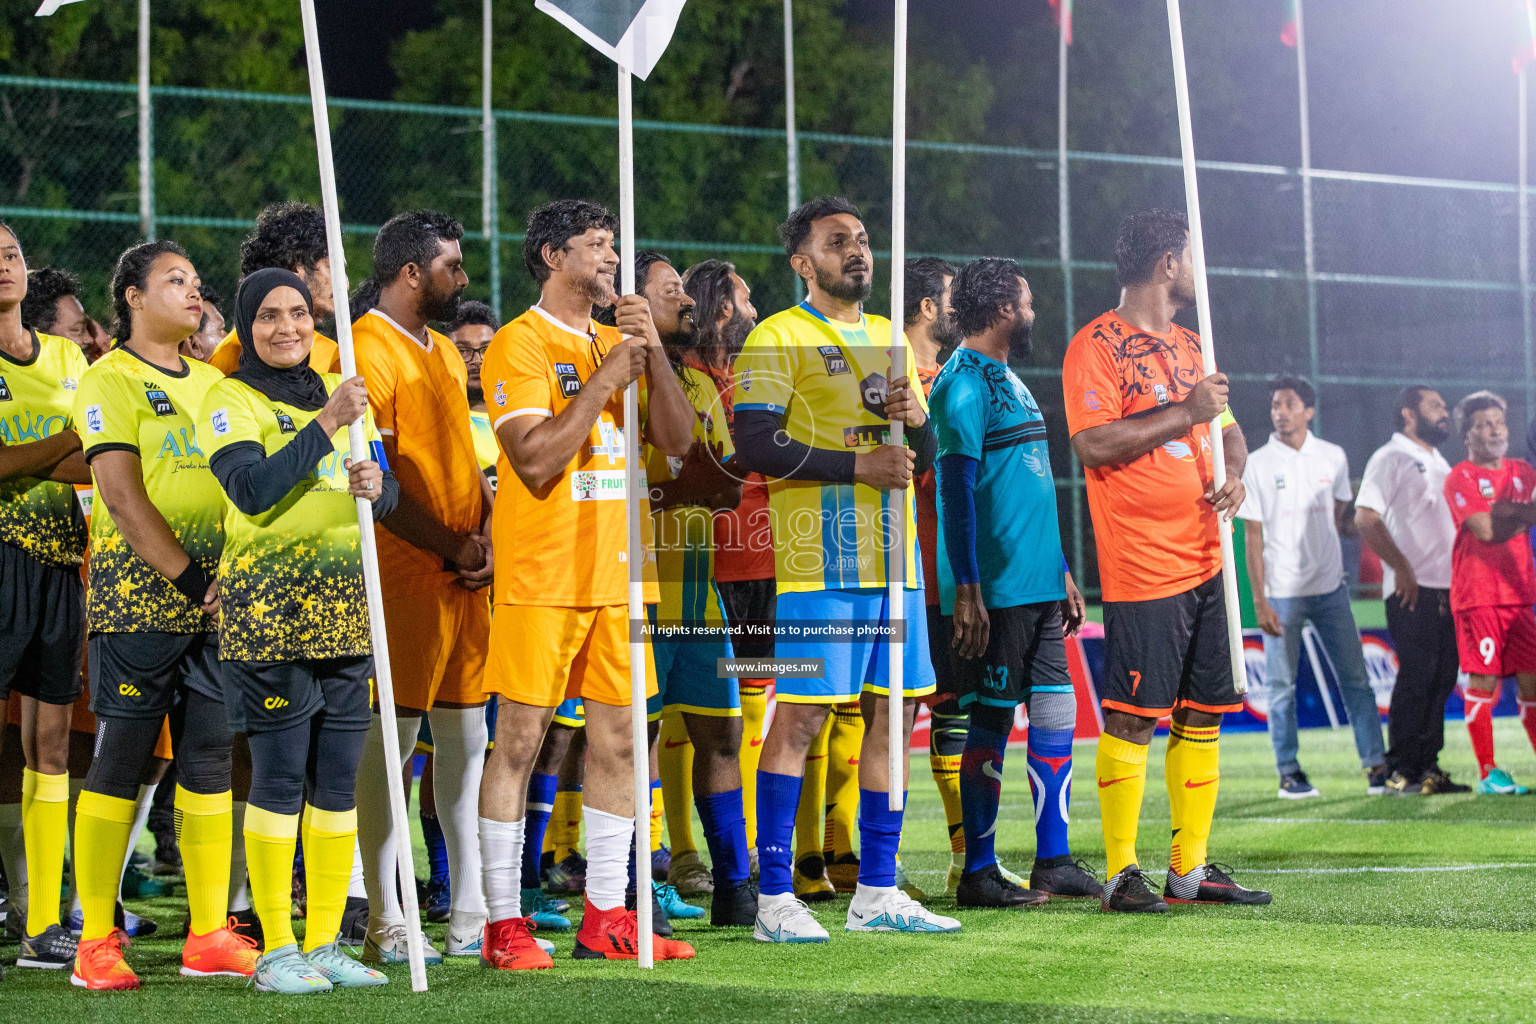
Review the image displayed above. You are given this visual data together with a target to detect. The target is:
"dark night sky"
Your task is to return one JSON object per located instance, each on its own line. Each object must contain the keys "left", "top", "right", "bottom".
{"left": 316, "top": 0, "right": 1524, "bottom": 188}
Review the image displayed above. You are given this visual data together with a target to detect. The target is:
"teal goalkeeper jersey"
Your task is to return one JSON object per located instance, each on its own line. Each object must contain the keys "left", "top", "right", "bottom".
{"left": 930, "top": 347, "right": 1065, "bottom": 614}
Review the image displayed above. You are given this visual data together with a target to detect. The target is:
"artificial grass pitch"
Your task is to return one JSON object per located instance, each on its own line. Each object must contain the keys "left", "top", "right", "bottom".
{"left": 5, "top": 722, "right": 1536, "bottom": 1024}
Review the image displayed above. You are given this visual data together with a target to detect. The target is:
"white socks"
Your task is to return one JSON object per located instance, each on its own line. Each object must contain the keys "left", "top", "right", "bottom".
{"left": 0, "top": 801, "right": 25, "bottom": 918}
{"left": 349, "top": 839, "right": 367, "bottom": 899}
{"left": 478, "top": 816, "right": 525, "bottom": 923}
{"left": 583, "top": 807, "right": 634, "bottom": 912}
{"left": 428, "top": 706, "right": 488, "bottom": 916}
{"left": 228, "top": 800, "right": 250, "bottom": 912}
{"left": 355, "top": 714, "right": 421, "bottom": 928}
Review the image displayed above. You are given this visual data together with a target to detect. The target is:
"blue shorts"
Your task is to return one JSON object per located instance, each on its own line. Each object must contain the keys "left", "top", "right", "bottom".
{"left": 774, "top": 587, "right": 936, "bottom": 704}
{"left": 646, "top": 608, "right": 741, "bottom": 720}
{"left": 552, "top": 697, "right": 585, "bottom": 728}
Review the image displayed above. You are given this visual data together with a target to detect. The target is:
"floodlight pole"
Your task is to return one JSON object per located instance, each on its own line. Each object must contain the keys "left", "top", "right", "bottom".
{"left": 1058, "top": 0, "right": 1084, "bottom": 581}
{"left": 784, "top": 0, "right": 802, "bottom": 301}
{"left": 1294, "top": 0, "right": 1319, "bottom": 424}
{"left": 1521, "top": 68, "right": 1533, "bottom": 418}
{"left": 884, "top": 0, "right": 908, "bottom": 811}
{"left": 1164, "top": 0, "right": 1247, "bottom": 695}
{"left": 618, "top": 65, "right": 655, "bottom": 970}
{"left": 298, "top": 0, "right": 429, "bottom": 991}
{"left": 483, "top": 0, "right": 501, "bottom": 318}
{"left": 138, "top": 0, "right": 153, "bottom": 240}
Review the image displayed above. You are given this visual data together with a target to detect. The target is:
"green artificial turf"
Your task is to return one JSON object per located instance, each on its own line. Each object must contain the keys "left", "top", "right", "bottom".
{"left": 4, "top": 721, "right": 1536, "bottom": 1023}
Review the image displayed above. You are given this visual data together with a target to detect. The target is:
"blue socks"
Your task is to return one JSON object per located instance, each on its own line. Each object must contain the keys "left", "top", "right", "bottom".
{"left": 960, "top": 718, "right": 1009, "bottom": 873}
{"left": 1026, "top": 726, "right": 1074, "bottom": 861}
{"left": 696, "top": 788, "right": 750, "bottom": 888}
{"left": 521, "top": 772, "right": 558, "bottom": 889}
{"left": 856, "top": 788, "right": 904, "bottom": 888}
{"left": 421, "top": 810, "right": 449, "bottom": 886}
{"left": 755, "top": 771, "right": 804, "bottom": 896}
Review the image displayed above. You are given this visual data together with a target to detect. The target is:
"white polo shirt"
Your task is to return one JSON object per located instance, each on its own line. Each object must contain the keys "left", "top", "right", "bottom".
{"left": 1354, "top": 431, "right": 1455, "bottom": 591}
{"left": 1237, "top": 432, "right": 1352, "bottom": 599}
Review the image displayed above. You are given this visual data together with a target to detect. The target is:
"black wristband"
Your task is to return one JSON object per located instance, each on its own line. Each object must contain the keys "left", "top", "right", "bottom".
{"left": 170, "top": 560, "right": 213, "bottom": 605}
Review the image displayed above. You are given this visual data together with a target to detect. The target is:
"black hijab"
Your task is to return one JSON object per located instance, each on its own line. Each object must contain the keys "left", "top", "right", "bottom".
{"left": 231, "top": 268, "right": 330, "bottom": 412}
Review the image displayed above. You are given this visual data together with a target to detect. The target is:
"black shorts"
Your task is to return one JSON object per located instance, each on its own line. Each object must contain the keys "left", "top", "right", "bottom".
{"left": 947, "top": 601, "right": 1071, "bottom": 709}
{"left": 925, "top": 607, "right": 961, "bottom": 712}
{"left": 89, "top": 631, "right": 222, "bottom": 721}
{"left": 222, "top": 656, "right": 374, "bottom": 735}
{"left": 717, "top": 577, "right": 777, "bottom": 661}
{"left": 0, "top": 542, "right": 84, "bottom": 705}
{"left": 1101, "top": 572, "right": 1241, "bottom": 718}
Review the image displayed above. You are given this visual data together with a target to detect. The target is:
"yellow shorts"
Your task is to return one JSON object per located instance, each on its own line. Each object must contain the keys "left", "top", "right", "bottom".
{"left": 380, "top": 583, "right": 490, "bottom": 711}
{"left": 485, "top": 604, "right": 657, "bottom": 709}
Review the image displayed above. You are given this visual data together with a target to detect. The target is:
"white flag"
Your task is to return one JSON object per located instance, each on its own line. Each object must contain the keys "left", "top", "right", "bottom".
{"left": 535, "top": 0, "right": 688, "bottom": 81}
{"left": 35, "top": 0, "right": 90, "bottom": 15}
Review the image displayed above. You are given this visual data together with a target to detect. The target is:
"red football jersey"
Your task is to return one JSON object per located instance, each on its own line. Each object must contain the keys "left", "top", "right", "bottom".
{"left": 1445, "top": 458, "right": 1536, "bottom": 611}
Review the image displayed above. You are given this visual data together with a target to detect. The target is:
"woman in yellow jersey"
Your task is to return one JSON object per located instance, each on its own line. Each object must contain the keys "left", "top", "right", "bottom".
{"left": 71, "top": 240, "right": 254, "bottom": 990}
{"left": 203, "top": 269, "right": 396, "bottom": 994}
{"left": 0, "top": 223, "right": 92, "bottom": 971}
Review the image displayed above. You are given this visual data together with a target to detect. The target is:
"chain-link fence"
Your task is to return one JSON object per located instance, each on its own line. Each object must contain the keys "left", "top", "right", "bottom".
{"left": 3, "top": 72, "right": 1530, "bottom": 597}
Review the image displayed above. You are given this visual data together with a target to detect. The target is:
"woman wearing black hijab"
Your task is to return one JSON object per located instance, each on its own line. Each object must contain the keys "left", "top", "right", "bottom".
{"left": 203, "top": 267, "right": 397, "bottom": 994}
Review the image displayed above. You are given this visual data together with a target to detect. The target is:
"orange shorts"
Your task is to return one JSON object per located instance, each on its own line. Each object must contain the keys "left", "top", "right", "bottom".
{"left": 379, "top": 583, "right": 491, "bottom": 711}
{"left": 485, "top": 604, "right": 657, "bottom": 709}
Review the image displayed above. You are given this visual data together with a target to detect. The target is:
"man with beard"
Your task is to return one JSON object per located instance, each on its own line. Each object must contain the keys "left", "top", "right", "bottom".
{"left": 1441, "top": 391, "right": 1536, "bottom": 794}
{"left": 635, "top": 251, "right": 757, "bottom": 927}
{"left": 180, "top": 284, "right": 224, "bottom": 362}
{"left": 339, "top": 210, "right": 497, "bottom": 965}
{"left": 1064, "top": 209, "right": 1269, "bottom": 913}
{"left": 1356, "top": 388, "right": 1470, "bottom": 795}
{"left": 211, "top": 202, "right": 340, "bottom": 373}
{"left": 732, "top": 196, "right": 956, "bottom": 943}
{"left": 1239, "top": 377, "right": 1386, "bottom": 798}
{"left": 931, "top": 258, "right": 1095, "bottom": 909}
{"left": 677, "top": 259, "right": 768, "bottom": 895}
{"left": 475, "top": 200, "right": 696, "bottom": 967}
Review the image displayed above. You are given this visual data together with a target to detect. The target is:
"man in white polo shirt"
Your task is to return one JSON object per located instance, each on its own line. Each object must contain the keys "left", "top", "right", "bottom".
{"left": 1356, "top": 387, "right": 1470, "bottom": 796}
{"left": 1239, "top": 376, "right": 1387, "bottom": 798}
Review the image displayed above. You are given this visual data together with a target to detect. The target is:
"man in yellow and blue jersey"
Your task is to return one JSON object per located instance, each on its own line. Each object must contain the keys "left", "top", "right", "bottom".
{"left": 732, "top": 197, "right": 958, "bottom": 942}
{"left": 636, "top": 251, "right": 755, "bottom": 928}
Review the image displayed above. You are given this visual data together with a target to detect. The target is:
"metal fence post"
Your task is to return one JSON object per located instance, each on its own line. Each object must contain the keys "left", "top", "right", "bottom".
{"left": 139, "top": 0, "right": 155, "bottom": 241}
{"left": 1521, "top": 69, "right": 1533, "bottom": 421}
{"left": 1057, "top": 9, "right": 1083, "bottom": 580}
{"left": 784, "top": 0, "right": 801, "bottom": 302}
{"left": 483, "top": 0, "right": 500, "bottom": 318}
{"left": 1295, "top": 0, "right": 1318, "bottom": 421}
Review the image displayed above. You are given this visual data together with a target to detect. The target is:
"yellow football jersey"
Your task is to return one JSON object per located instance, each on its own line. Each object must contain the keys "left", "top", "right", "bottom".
{"left": 732, "top": 301, "right": 925, "bottom": 595}
{"left": 469, "top": 409, "right": 499, "bottom": 491}
{"left": 0, "top": 330, "right": 90, "bottom": 567}
{"left": 74, "top": 346, "right": 226, "bottom": 633}
{"left": 645, "top": 364, "right": 733, "bottom": 627}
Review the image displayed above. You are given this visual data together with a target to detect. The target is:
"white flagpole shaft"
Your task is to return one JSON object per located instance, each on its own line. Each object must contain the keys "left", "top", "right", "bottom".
{"left": 783, "top": 0, "right": 799, "bottom": 216}
{"left": 298, "top": 0, "right": 428, "bottom": 991}
{"left": 885, "top": 0, "right": 908, "bottom": 812}
{"left": 618, "top": 66, "right": 654, "bottom": 970}
{"left": 1165, "top": 0, "right": 1247, "bottom": 695}
{"left": 138, "top": 0, "right": 152, "bottom": 240}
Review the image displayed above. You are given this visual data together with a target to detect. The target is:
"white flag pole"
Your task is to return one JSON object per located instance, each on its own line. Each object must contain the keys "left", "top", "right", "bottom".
{"left": 1164, "top": 0, "right": 1247, "bottom": 695}
{"left": 884, "top": 0, "right": 908, "bottom": 811}
{"left": 298, "top": 0, "right": 429, "bottom": 990}
{"left": 617, "top": 65, "right": 654, "bottom": 970}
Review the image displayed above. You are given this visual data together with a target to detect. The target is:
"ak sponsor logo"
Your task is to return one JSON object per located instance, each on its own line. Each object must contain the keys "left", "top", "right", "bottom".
{"left": 85, "top": 404, "right": 104, "bottom": 434}
{"left": 264, "top": 695, "right": 290, "bottom": 710}
{"left": 555, "top": 361, "right": 582, "bottom": 399}
{"left": 493, "top": 380, "right": 507, "bottom": 407}
{"left": 818, "top": 345, "right": 850, "bottom": 376}
{"left": 144, "top": 385, "right": 176, "bottom": 417}
{"left": 210, "top": 408, "right": 231, "bottom": 437}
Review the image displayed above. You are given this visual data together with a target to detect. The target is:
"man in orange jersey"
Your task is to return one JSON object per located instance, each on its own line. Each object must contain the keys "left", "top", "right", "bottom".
{"left": 340, "top": 210, "right": 496, "bottom": 965}
{"left": 475, "top": 199, "right": 697, "bottom": 968}
{"left": 208, "top": 203, "right": 340, "bottom": 374}
{"left": 1064, "top": 209, "right": 1268, "bottom": 913}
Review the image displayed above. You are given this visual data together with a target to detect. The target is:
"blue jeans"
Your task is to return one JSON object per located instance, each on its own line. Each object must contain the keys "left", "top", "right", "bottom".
{"left": 1263, "top": 583, "right": 1386, "bottom": 774}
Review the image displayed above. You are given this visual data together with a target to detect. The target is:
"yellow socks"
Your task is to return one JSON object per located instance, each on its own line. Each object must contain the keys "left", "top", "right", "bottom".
{"left": 795, "top": 714, "right": 833, "bottom": 862}
{"left": 658, "top": 711, "right": 696, "bottom": 855}
{"left": 1166, "top": 721, "right": 1220, "bottom": 876}
{"left": 930, "top": 754, "right": 964, "bottom": 857}
{"left": 75, "top": 790, "right": 137, "bottom": 941}
{"left": 23, "top": 769, "right": 68, "bottom": 935}
{"left": 244, "top": 805, "right": 299, "bottom": 953}
{"left": 175, "top": 785, "right": 233, "bottom": 937}
{"left": 649, "top": 778, "right": 664, "bottom": 853}
{"left": 1096, "top": 733, "right": 1149, "bottom": 878}
{"left": 823, "top": 704, "right": 863, "bottom": 859}
{"left": 547, "top": 789, "right": 582, "bottom": 862}
{"left": 738, "top": 681, "right": 769, "bottom": 847}
{"left": 302, "top": 806, "right": 357, "bottom": 952}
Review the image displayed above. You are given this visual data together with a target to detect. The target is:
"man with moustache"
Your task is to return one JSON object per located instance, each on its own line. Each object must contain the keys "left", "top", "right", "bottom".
{"left": 732, "top": 196, "right": 955, "bottom": 943}
{"left": 339, "top": 210, "right": 497, "bottom": 965}
{"left": 1356, "top": 387, "right": 1470, "bottom": 795}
